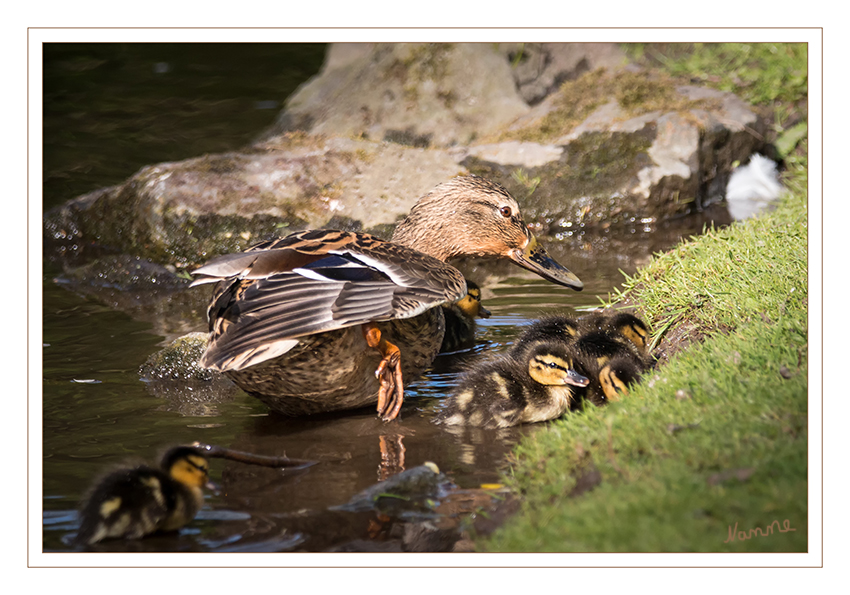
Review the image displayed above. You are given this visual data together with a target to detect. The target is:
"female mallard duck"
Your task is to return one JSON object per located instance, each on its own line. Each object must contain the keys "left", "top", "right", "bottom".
{"left": 440, "top": 279, "right": 491, "bottom": 353}
{"left": 75, "top": 446, "right": 211, "bottom": 545}
{"left": 191, "top": 175, "right": 583, "bottom": 421}
{"left": 435, "top": 340, "right": 590, "bottom": 428}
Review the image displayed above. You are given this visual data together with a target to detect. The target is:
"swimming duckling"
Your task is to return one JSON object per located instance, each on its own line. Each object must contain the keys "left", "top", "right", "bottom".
{"left": 440, "top": 280, "right": 491, "bottom": 353}
{"left": 75, "top": 445, "right": 211, "bottom": 545}
{"left": 436, "top": 340, "right": 589, "bottom": 429}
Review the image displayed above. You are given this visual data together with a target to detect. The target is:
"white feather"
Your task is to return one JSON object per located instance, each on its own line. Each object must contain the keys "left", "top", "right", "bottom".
{"left": 725, "top": 154, "right": 784, "bottom": 221}
{"left": 291, "top": 267, "right": 344, "bottom": 283}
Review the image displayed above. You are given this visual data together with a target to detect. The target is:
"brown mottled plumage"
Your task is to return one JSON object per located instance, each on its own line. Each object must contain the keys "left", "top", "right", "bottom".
{"left": 192, "top": 175, "right": 583, "bottom": 421}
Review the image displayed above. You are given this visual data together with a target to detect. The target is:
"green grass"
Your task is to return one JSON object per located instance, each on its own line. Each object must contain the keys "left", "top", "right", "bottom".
{"left": 625, "top": 42, "right": 807, "bottom": 107}
{"left": 483, "top": 184, "right": 808, "bottom": 552}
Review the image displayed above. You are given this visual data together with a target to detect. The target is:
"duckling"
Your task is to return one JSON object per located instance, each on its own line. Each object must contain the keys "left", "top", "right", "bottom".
{"left": 601, "top": 312, "right": 652, "bottom": 361}
{"left": 436, "top": 340, "right": 589, "bottom": 429}
{"left": 191, "top": 175, "right": 583, "bottom": 421}
{"left": 440, "top": 280, "right": 491, "bottom": 353}
{"left": 75, "top": 445, "right": 211, "bottom": 545}
{"left": 597, "top": 355, "right": 645, "bottom": 402}
{"left": 508, "top": 314, "right": 580, "bottom": 357}
{"left": 502, "top": 312, "right": 652, "bottom": 408}
{"left": 577, "top": 311, "right": 652, "bottom": 362}
{"left": 571, "top": 328, "right": 649, "bottom": 405}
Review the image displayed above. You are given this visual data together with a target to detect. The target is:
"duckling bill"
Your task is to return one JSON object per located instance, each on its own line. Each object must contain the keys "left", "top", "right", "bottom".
{"left": 191, "top": 175, "right": 583, "bottom": 422}
{"left": 436, "top": 340, "right": 589, "bottom": 429}
{"left": 75, "top": 446, "right": 212, "bottom": 546}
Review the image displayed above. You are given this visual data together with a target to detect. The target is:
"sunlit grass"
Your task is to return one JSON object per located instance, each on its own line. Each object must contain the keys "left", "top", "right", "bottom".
{"left": 625, "top": 42, "right": 807, "bottom": 107}
{"left": 484, "top": 182, "right": 808, "bottom": 552}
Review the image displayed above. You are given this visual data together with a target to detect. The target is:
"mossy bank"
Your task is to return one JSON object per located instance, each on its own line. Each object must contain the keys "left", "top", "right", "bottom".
{"left": 482, "top": 172, "right": 808, "bottom": 552}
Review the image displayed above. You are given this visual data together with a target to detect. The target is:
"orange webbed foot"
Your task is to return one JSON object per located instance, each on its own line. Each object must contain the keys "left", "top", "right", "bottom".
{"left": 363, "top": 324, "right": 405, "bottom": 421}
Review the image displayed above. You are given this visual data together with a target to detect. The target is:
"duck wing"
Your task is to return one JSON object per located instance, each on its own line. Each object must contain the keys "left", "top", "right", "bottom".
{"left": 191, "top": 230, "right": 467, "bottom": 372}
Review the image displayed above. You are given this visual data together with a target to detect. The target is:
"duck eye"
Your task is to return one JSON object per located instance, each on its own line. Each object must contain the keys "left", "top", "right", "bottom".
{"left": 499, "top": 206, "right": 512, "bottom": 218}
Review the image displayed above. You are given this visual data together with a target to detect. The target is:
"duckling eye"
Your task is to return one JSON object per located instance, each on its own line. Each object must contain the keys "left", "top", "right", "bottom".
{"left": 499, "top": 206, "right": 512, "bottom": 218}
{"left": 548, "top": 362, "right": 559, "bottom": 369}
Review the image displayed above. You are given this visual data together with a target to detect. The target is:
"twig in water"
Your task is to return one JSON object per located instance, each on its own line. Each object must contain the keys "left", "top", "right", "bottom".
{"left": 192, "top": 442, "right": 317, "bottom": 470}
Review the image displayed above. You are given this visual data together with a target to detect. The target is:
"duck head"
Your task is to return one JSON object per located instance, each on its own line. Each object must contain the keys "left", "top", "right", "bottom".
{"left": 527, "top": 342, "right": 590, "bottom": 387}
{"left": 456, "top": 280, "right": 491, "bottom": 319}
{"left": 162, "top": 446, "right": 214, "bottom": 491}
{"left": 391, "top": 175, "right": 583, "bottom": 291}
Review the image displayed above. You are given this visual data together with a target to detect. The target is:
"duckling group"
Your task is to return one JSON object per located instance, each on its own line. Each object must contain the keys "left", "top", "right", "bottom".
{"left": 436, "top": 311, "right": 653, "bottom": 429}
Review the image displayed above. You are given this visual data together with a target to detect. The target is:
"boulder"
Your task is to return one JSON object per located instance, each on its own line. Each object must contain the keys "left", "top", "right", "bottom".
{"left": 263, "top": 43, "right": 530, "bottom": 149}
{"left": 461, "top": 69, "right": 768, "bottom": 234}
{"left": 45, "top": 134, "right": 465, "bottom": 265}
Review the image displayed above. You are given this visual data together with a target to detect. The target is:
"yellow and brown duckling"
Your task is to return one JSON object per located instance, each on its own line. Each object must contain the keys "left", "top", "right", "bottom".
{"left": 570, "top": 329, "right": 647, "bottom": 405}
{"left": 507, "top": 311, "right": 652, "bottom": 406}
{"left": 191, "top": 175, "right": 583, "bottom": 421}
{"left": 579, "top": 311, "right": 652, "bottom": 365}
{"left": 440, "top": 279, "right": 491, "bottom": 353}
{"left": 436, "top": 340, "right": 590, "bottom": 429}
{"left": 596, "top": 355, "right": 645, "bottom": 403}
{"left": 75, "top": 446, "right": 212, "bottom": 546}
{"left": 508, "top": 314, "right": 581, "bottom": 357}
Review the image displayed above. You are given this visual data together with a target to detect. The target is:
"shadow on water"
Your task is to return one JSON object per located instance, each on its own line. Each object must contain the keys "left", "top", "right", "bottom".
{"left": 40, "top": 43, "right": 732, "bottom": 553}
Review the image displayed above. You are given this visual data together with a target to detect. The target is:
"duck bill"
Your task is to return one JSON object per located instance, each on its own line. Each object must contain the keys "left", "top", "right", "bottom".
{"left": 479, "top": 305, "right": 492, "bottom": 319}
{"left": 510, "top": 235, "right": 583, "bottom": 291}
{"left": 565, "top": 369, "right": 590, "bottom": 387}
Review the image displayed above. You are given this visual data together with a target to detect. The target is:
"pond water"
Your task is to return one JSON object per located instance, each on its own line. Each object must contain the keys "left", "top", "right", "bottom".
{"left": 40, "top": 43, "right": 723, "bottom": 553}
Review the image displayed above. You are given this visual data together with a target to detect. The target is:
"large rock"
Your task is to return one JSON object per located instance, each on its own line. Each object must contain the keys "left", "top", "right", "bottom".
{"left": 460, "top": 69, "right": 768, "bottom": 234}
{"left": 263, "top": 43, "right": 530, "bottom": 148}
{"left": 44, "top": 134, "right": 465, "bottom": 265}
